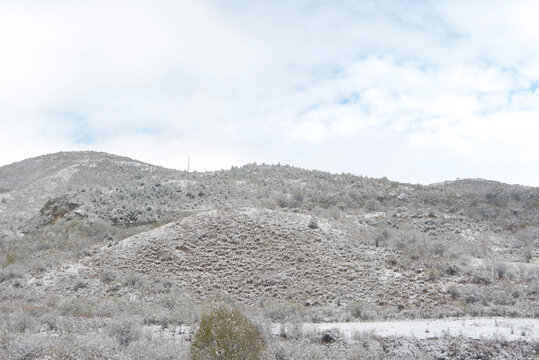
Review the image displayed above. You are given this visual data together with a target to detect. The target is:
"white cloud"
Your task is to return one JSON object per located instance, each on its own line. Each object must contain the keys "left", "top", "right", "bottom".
{"left": 0, "top": 0, "right": 538, "bottom": 185}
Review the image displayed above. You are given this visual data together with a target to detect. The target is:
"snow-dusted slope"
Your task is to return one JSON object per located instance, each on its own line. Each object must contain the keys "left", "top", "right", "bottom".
{"left": 0, "top": 151, "right": 177, "bottom": 228}
{"left": 1, "top": 151, "right": 538, "bottom": 359}
{"left": 83, "top": 207, "right": 396, "bottom": 305}
{"left": 289, "top": 317, "right": 539, "bottom": 342}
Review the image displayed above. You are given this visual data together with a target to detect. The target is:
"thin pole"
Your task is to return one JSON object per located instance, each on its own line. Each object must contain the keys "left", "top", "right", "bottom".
{"left": 187, "top": 156, "right": 190, "bottom": 173}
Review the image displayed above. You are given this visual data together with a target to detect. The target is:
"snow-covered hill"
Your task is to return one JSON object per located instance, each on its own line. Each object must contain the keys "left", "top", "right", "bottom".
{"left": 0, "top": 151, "right": 537, "bottom": 359}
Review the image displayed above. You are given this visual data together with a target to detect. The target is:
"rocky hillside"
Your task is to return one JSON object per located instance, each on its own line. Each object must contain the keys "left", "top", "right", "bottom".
{"left": 0, "top": 151, "right": 177, "bottom": 229}
{"left": 0, "top": 151, "right": 537, "bottom": 359}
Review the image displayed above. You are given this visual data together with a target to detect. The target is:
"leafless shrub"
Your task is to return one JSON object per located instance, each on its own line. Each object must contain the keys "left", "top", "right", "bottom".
{"left": 444, "top": 263, "right": 460, "bottom": 276}
{"left": 73, "top": 279, "right": 88, "bottom": 291}
{"left": 375, "top": 229, "right": 390, "bottom": 247}
{"left": 5, "top": 312, "right": 37, "bottom": 333}
{"left": 0, "top": 264, "right": 24, "bottom": 283}
{"left": 263, "top": 302, "right": 303, "bottom": 322}
{"left": 99, "top": 269, "right": 117, "bottom": 283}
{"left": 347, "top": 302, "right": 377, "bottom": 321}
{"left": 308, "top": 217, "right": 318, "bottom": 229}
{"left": 426, "top": 267, "right": 441, "bottom": 281}
{"left": 122, "top": 272, "right": 146, "bottom": 288}
{"left": 275, "top": 195, "right": 289, "bottom": 208}
{"left": 328, "top": 207, "right": 341, "bottom": 220}
{"left": 459, "top": 285, "right": 485, "bottom": 304}
{"left": 364, "top": 199, "right": 379, "bottom": 211}
{"left": 107, "top": 318, "right": 141, "bottom": 347}
{"left": 126, "top": 337, "right": 187, "bottom": 360}
{"left": 291, "top": 190, "right": 305, "bottom": 204}
{"left": 470, "top": 268, "right": 492, "bottom": 284}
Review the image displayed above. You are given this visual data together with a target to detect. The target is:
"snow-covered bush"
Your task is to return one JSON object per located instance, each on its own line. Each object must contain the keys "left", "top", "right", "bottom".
{"left": 347, "top": 302, "right": 377, "bottom": 321}
{"left": 459, "top": 285, "right": 485, "bottom": 304}
{"left": 364, "top": 199, "right": 379, "bottom": 211}
{"left": 308, "top": 217, "right": 319, "bottom": 229}
{"left": 0, "top": 264, "right": 24, "bottom": 283}
{"left": 107, "top": 318, "right": 141, "bottom": 347}
{"left": 470, "top": 268, "right": 492, "bottom": 284}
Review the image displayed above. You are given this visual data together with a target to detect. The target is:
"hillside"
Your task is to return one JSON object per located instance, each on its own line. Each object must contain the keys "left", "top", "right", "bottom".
{"left": 0, "top": 151, "right": 177, "bottom": 230}
{"left": 0, "top": 151, "right": 538, "bottom": 359}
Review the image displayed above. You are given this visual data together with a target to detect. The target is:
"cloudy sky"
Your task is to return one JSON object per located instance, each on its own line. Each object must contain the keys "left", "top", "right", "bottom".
{"left": 1, "top": 0, "right": 538, "bottom": 186}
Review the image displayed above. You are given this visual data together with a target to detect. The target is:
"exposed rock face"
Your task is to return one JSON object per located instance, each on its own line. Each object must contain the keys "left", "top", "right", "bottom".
{"left": 22, "top": 195, "right": 80, "bottom": 233}
{"left": 40, "top": 196, "right": 80, "bottom": 224}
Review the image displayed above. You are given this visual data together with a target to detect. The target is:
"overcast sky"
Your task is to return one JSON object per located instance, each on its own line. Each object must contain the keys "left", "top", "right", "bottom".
{"left": 1, "top": 0, "right": 538, "bottom": 186}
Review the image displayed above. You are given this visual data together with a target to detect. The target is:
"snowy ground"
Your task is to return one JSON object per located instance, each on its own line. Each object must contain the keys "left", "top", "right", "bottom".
{"left": 273, "top": 317, "right": 539, "bottom": 342}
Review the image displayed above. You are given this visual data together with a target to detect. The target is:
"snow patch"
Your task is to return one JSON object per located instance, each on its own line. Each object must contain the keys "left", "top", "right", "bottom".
{"left": 274, "top": 317, "right": 539, "bottom": 342}
{"left": 364, "top": 212, "right": 386, "bottom": 219}
{"left": 51, "top": 164, "right": 80, "bottom": 183}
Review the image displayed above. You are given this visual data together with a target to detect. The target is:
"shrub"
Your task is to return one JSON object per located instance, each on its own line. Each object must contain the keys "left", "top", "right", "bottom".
{"left": 494, "top": 261, "right": 509, "bottom": 279}
{"left": 430, "top": 240, "right": 446, "bottom": 257}
{"left": 99, "top": 269, "right": 117, "bottom": 283}
{"left": 5, "top": 251, "right": 17, "bottom": 265}
{"left": 364, "top": 199, "right": 379, "bottom": 211}
{"left": 107, "top": 318, "right": 141, "bottom": 347}
{"left": 275, "top": 195, "right": 289, "bottom": 208}
{"left": 470, "top": 268, "right": 492, "bottom": 284}
{"left": 6, "top": 312, "right": 37, "bottom": 333}
{"left": 0, "top": 265, "right": 24, "bottom": 283}
{"left": 445, "top": 263, "right": 460, "bottom": 276}
{"left": 263, "top": 302, "right": 303, "bottom": 322}
{"left": 292, "top": 190, "right": 304, "bottom": 204}
{"left": 308, "top": 217, "right": 318, "bottom": 229}
{"left": 460, "top": 285, "right": 484, "bottom": 304}
{"left": 122, "top": 272, "right": 146, "bottom": 288}
{"left": 73, "top": 279, "right": 88, "bottom": 291}
{"left": 375, "top": 229, "right": 390, "bottom": 247}
{"left": 190, "top": 306, "right": 265, "bottom": 360}
{"left": 347, "top": 302, "right": 377, "bottom": 321}
{"left": 426, "top": 267, "right": 440, "bottom": 281}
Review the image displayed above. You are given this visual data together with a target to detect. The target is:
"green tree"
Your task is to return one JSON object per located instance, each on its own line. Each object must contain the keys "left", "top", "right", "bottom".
{"left": 190, "top": 306, "right": 265, "bottom": 360}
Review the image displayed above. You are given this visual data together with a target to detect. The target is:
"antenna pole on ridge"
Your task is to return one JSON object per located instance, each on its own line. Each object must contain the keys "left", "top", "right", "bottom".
{"left": 187, "top": 156, "right": 190, "bottom": 173}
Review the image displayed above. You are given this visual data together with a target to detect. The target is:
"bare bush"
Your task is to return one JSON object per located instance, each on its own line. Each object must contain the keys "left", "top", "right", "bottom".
{"left": 308, "top": 217, "right": 318, "bottom": 229}
{"left": 0, "top": 264, "right": 24, "bottom": 283}
{"left": 364, "top": 199, "right": 379, "bottom": 211}
{"left": 107, "top": 318, "right": 141, "bottom": 347}
{"left": 99, "top": 269, "right": 117, "bottom": 283}
{"left": 470, "top": 268, "right": 492, "bottom": 284}
{"left": 347, "top": 302, "right": 377, "bottom": 321}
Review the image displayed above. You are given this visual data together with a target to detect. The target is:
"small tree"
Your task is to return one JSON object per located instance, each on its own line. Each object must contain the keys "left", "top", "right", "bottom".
{"left": 308, "top": 216, "right": 318, "bottom": 229}
{"left": 190, "top": 306, "right": 265, "bottom": 360}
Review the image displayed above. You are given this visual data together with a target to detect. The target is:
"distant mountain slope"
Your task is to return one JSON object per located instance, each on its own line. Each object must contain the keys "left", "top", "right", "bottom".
{"left": 0, "top": 151, "right": 167, "bottom": 191}
{"left": 0, "top": 151, "right": 179, "bottom": 228}
{"left": 2, "top": 151, "right": 538, "bottom": 239}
